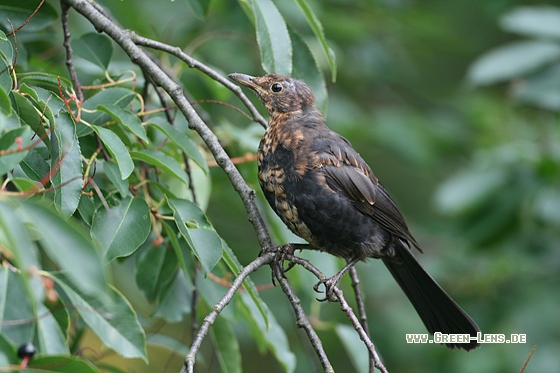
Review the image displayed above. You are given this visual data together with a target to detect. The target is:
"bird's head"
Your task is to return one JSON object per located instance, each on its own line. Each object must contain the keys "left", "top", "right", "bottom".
{"left": 229, "top": 73, "right": 315, "bottom": 116}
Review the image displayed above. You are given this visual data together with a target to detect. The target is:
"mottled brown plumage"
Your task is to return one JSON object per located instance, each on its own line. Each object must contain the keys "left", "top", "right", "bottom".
{"left": 229, "top": 72, "right": 480, "bottom": 350}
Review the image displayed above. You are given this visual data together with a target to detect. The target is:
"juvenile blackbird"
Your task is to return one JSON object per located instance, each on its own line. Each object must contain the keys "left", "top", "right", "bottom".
{"left": 229, "top": 72, "right": 480, "bottom": 350}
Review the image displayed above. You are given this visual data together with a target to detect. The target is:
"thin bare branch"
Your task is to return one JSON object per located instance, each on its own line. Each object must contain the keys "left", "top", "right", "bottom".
{"left": 180, "top": 252, "right": 275, "bottom": 373}
{"left": 128, "top": 33, "right": 268, "bottom": 128}
{"left": 350, "top": 266, "right": 375, "bottom": 373}
{"left": 274, "top": 256, "right": 334, "bottom": 373}
{"left": 60, "top": 1, "right": 84, "bottom": 102}
{"left": 61, "top": 0, "right": 272, "bottom": 249}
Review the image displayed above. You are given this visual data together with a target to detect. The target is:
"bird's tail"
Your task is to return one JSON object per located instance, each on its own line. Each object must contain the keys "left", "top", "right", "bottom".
{"left": 382, "top": 244, "right": 480, "bottom": 350}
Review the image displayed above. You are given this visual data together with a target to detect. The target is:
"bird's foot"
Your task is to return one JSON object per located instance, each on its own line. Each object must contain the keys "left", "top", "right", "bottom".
{"left": 313, "top": 257, "right": 360, "bottom": 302}
{"left": 266, "top": 244, "right": 297, "bottom": 285}
{"left": 313, "top": 273, "right": 344, "bottom": 302}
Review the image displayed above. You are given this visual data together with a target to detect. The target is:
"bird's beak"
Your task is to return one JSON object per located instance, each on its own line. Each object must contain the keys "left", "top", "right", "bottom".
{"left": 228, "top": 73, "right": 263, "bottom": 94}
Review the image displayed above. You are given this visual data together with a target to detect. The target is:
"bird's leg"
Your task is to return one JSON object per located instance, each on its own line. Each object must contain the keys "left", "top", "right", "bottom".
{"left": 314, "top": 257, "right": 361, "bottom": 302}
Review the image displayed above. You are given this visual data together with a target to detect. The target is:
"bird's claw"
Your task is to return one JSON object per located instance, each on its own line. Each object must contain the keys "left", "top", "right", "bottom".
{"left": 313, "top": 276, "right": 340, "bottom": 302}
{"left": 269, "top": 244, "right": 296, "bottom": 285}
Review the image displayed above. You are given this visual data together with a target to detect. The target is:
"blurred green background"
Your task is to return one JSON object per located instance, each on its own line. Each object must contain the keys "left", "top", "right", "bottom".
{"left": 10, "top": 0, "right": 560, "bottom": 371}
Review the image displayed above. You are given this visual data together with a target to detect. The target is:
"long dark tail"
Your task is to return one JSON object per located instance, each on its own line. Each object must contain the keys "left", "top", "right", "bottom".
{"left": 382, "top": 244, "right": 480, "bottom": 350}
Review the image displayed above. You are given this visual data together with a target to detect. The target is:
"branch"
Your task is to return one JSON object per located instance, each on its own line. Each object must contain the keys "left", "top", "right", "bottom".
{"left": 287, "top": 255, "right": 388, "bottom": 373}
{"left": 60, "top": 1, "right": 83, "bottom": 102}
{"left": 128, "top": 33, "right": 268, "bottom": 128}
{"left": 350, "top": 266, "right": 375, "bottom": 373}
{"left": 274, "top": 256, "right": 334, "bottom": 373}
{"left": 180, "top": 252, "right": 275, "bottom": 373}
{"left": 333, "top": 287, "right": 388, "bottom": 373}
{"left": 62, "top": 0, "right": 272, "bottom": 250}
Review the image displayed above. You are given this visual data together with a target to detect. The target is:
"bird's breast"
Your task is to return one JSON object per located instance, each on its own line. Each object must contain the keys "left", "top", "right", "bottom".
{"left": 257, "top": 128, "right": 315, "bottom": 243}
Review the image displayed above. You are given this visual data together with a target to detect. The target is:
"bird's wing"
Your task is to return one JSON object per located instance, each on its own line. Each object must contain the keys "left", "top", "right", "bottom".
{"left": 314, "top": 135, "right": 421, "bottom": 250}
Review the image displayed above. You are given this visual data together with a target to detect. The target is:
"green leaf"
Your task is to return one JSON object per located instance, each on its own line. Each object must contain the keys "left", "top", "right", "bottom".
{"left": 511, "top": 62, "right": 560, "bottom": 110}
{"left": 0, "top": 33, "right": 12, "bottom": 93}
{"left": 148, "top": 120, "right": 208, "bottom": 174}
{"left": 19, "top": 200, "right": 108, "bottom": 298}
{"left": 152, "top": 271, "right": 192, "bottom": 322}
{"left": 335, "top": 324, "right": 369, "bottom": 373}
{"left": 0, "top": 30, "right": 13, "bottom": 65}
{"left": 136, "top": 244, "right": 178, "bottom": 303}
{"left": 210, "top": 316, "right": 242, "bottom": 373}
{"left": 81, "top": 88, "right": 136, "bottom": 127}
{"left": 221, "top": 240, "right": 268, "bottom": 328}
{"left": 252, "top": 0, "right": 292, "bottom": 76}
{"left": 184, "top": 0, "right": 211, "bottom": 19}
{"left": 0, "top": 334, "right": 18, "bottom": 366}
{"left": 0, "top": 268, "right": 34, "bottom": 347}
{"left": 0, "top": 84, "right": 11, "bottom": 115}
{"left": 71, "top": 32, "right": 114, "bottom": 71}
{"left": 467, "top": 40, "right": 560, "bottom": 86}
{"left": 78, "top": 195, "right": 95, "bottom": 226}
{"left": 36, "top": 303, "right": 70, "bottom": 355}
{"left": 48, "top": 272, "right": 147, "bottom": 362}
{"left": 238, "top": 291, "right": 296, "bottom": 373}
{"left": 20, "top": 149, "right": 50, "bottom": 183}
{"left": 147, "top": 333, "right": 189, "bottom": 355}
{"left": 0, "top": 125, "right": 32, "bottom": 175}
{"left": 9, "top": 177, "right": 39, "bottom": 192}
{"left": 162, "top": 220, "right": 193, "bottom": 287}
{"left": 91, "top": 126, "right": 134, "bottom": 179}
{"left": 97, "top": 104, "right": 148, "bottom": 142}
{"left": 103, "top": 161, "right": 130, "bottom": 197}
{"left": 51, "top": 112, "right": 83, "bottom": 219}
{"left": 167, "top": 198, "right": 222, "bottom": 274}
{"left": 0, "top": 0, "right": 58, "bottom": 32}
{"left": 500, "top": 6, "right": 560, "bottom": 39}
{"left": 290, "top": 27, "right": 328, "bottom": 114}
{"left": 11, "top": 91, "right": 50, "bottom": 150}
{"left": 0, "top": 200, "right": 40, "bottom": 280}
{"left": 130, "top": 149, "right": 189, "bottom": 186}
{"left": 18, "top": 72, "right": 73, "bottom": 93}
{"left": 28, "top": 355, "right": 102, "bottom": 373}
{"left": 91, "top": 196, "right": 151, "bottom": 261}
{"left": 293, "top": 0, "right": 337, "bottom": 81}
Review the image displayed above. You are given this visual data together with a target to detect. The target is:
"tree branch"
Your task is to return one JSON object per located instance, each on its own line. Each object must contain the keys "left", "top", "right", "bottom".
{"left": 180, "top": 252, "right": 275, "bottom": 373}
{"left": 274, "top": 256, "right": 334, "bottom": 373}
{"left": 60, "top": 0, "right": 83, "bottom": 102}
{"left": 62, "top": 0, "right": 272, "bottom": 249}
{"left": 350, "top": 266, "right": 375, "bottom": 373}
{"left": 129, "top": 33, "right": 268, "bottom": 129}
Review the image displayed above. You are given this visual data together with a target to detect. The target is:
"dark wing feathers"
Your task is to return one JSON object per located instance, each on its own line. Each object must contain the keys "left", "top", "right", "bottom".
{"left": 325, "top": 165, "right": 376, "bottom": 207}
{"left": 317, "top": 136, "right": 421, "bottom": 251}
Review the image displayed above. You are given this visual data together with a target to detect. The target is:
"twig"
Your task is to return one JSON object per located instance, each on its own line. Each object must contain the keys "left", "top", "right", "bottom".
{"left": 333, "top": 287, "right": 388, "bottom": 373}
{"left": 180, "top": 252, "right": 275, "bottom": 373}
{"left": 61, "top": 0, "right": 272, "bottom": 250}
{"left": 519, "top": 345, "right": 536, "bottom": 373}
{"left": 349, "top": 266, "right": 374, "bottom": 373}
{"left": 60, "top": 1, "right": 84, "bottom": 102}
{"left": 287, "top": 255, "right": 387, "bottom": 373}
{"left": 6, "top": 0, "right": 45, "bottom": 36}
{"left": 273, "top": 257, "right": 334, "bottom": 373}
{"left": 128, "top": 33, "right": 268, "bottom": 129}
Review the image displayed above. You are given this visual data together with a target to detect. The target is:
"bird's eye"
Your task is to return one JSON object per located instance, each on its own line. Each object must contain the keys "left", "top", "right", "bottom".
{"left": 271, "top": 83, "right": 283, "bottom": 92}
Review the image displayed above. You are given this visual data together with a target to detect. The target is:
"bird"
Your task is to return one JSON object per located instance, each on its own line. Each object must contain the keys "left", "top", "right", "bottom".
{"left": 229, "top": 72, "right": 480, "bottom": 350}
